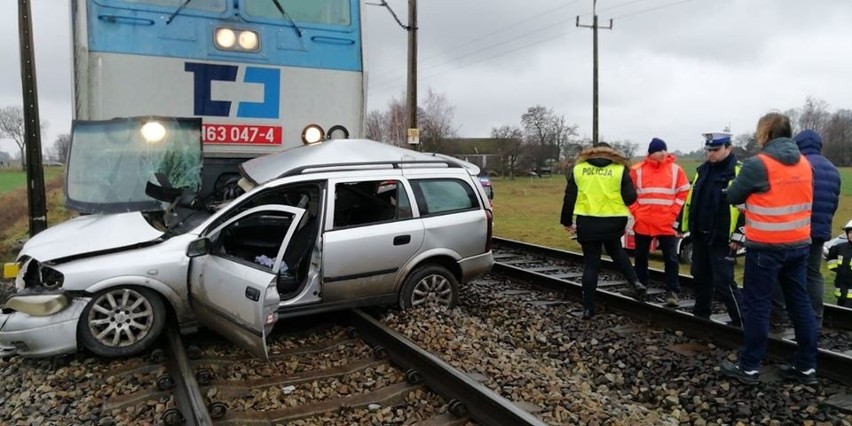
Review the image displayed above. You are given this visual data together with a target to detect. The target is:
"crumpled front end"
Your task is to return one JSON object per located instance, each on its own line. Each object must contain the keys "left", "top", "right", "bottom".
{"left": 0, "top": 298, "right": 88, "bottom": 357}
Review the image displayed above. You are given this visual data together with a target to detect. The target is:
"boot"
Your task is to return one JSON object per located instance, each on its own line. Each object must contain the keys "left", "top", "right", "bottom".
{"left": 633, "top": 282, "right": 647, "bottom": 301}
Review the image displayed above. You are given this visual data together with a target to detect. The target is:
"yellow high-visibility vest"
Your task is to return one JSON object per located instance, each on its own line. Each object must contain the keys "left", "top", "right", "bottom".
{"left": 573, "top": 162, "right": 629, "bottom": 217}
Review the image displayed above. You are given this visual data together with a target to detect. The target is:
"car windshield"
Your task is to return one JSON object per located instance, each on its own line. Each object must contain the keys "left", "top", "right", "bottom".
{"left": 66, "top": 117, "right": 203, "bottom": 214}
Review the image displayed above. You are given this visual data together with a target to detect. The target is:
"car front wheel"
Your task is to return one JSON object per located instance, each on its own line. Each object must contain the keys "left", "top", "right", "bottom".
{"left": 78, "top": 287, "right": 166, "bottom": 357}
{"left": 400, "top": 265, "right": 459, "bottom": 310}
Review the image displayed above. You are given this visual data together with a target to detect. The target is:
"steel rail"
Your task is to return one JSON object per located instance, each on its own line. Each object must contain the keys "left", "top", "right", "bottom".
{"left": 346, "top": 309, "right": 547, "bottom": 426}
{"left": 163, "top": 325, "right": 212, "bottom": 425}
{"left": 494, "top": 237, "right": 852, "bottom": 330}
{"left": 491, "top": 240, "right": 852, "bottom": 386}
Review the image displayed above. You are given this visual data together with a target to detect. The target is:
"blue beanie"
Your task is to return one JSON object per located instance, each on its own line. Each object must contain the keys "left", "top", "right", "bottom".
{"left": 648, "top": 138, "right": 667, "bottom": 154}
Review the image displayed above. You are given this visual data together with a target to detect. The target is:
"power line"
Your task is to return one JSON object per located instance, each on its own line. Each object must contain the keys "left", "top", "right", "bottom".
{"left": 369, "top": 0, "right": 704, "bottom": 96}
{"left": 370, "top": 0, "right": 662, "bottom": 84}
{"left": 370, "top": 0, "right": 585, "bottom": 80}
{"left": 371, "top": 15, "right": 579, "bottom": 90}
{"left": 611, "top": 0, "right": 700, "bottom": 19}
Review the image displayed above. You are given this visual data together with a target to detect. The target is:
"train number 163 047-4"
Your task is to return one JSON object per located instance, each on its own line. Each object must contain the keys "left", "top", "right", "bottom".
{"left": 203, "top": 124, "right": 282, "bottom": 145}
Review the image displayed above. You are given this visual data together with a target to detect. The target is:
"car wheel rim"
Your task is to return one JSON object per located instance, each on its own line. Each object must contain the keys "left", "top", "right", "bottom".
{"left": 411, "top": 274, "right": 453, "bottom": 308}
{"left": 87, "top": 288, "right": 155, "bottom": 348}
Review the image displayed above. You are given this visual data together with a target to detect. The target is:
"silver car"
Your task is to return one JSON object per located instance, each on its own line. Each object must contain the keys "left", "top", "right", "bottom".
{"left": 1, "top": 118, "right": 493, "bottom": 359}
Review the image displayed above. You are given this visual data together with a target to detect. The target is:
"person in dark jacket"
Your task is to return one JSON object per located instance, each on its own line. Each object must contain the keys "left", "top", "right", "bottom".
{"left": 678, "top": 133, "right": 745, "bottom": 326}
{"left": 770, "top": 129, "right": 840, "bottom": 329}
{"left": 826, "top": 220, "right": 852, "bottom": 307}
{"left": 561, "top": 143, "right": 646, "bottom": 319}
{"left": 720, "top": 112, "right": 817, "bottom": 386}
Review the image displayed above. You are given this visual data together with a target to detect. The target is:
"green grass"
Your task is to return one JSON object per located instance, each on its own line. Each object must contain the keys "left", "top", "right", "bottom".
{"left": 492, "top": 167, "right": 852, "bottom": 305}
{"left": 0, "top": 168, "right": 63, "bottom": 196}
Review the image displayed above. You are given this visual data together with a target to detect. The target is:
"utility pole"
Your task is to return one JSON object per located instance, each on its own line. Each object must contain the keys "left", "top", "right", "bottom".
{"left": 406, "top": 0, "right": 419, "bottom": 150}
{"left": 576, "top": 0, "right": 612, "bottom": 146}
{"left": 368, "top": 0, "right": 419, "bottom": 149}
{"left": 17, "top": 0, "right": 47, "bottom": 236}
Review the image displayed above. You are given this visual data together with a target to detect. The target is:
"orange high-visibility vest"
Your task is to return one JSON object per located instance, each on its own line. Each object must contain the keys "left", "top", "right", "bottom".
{"left": 743, "top": 154, "right": 813, "bottom": 245}
{"left": 630, "top": 155, "right": 690, "bottom": 236}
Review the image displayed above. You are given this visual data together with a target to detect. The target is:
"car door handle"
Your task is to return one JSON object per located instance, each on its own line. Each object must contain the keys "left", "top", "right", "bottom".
{"left": 393, "top": 235, "right": 411, "bottom": 246}
{"left": 245, "top": 287, "right": 260, "bottom": 302}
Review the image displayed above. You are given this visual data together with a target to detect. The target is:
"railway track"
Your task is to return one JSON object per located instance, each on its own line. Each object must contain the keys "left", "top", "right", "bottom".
{"left": 106, "top": 310, "right": 544, "bottom": 425}
{"left": 493, "top": 237, "right": 852, "bottom": 386}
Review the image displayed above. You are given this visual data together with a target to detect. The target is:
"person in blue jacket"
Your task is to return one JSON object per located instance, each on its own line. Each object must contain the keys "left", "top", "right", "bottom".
{"left": 770, "top": 129, "right": 841, "bottom": 330}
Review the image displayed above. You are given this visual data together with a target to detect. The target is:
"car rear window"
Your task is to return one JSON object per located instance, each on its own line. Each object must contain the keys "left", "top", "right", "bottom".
{"left": 411, "top": 179, "right": 478, "bottom": 216}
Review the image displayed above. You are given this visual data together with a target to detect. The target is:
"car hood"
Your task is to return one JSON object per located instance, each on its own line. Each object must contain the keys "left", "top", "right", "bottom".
{"left": 19, "top": 213, "right": 164, "bottom": 262}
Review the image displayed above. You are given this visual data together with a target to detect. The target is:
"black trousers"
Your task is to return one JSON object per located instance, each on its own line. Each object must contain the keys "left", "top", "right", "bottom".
{"left": 691, "top": 234, "right": 743, "bottom": 324}
{"left": 634, "top": 233, "right": 681, "bottom": 293}
{"left": 579, "top": 238, "right": 638, "bottom": 312}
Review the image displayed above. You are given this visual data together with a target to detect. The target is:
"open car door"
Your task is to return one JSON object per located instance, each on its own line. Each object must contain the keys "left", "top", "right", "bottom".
{"left": 188, "top": 205, "right": 306, "bottom": 360}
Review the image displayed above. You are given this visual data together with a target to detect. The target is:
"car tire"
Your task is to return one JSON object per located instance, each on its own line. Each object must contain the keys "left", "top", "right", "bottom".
{"left": 78, "top": 287, "right": 167, "bottom": 357}
{"left": 399, "top": 265, "right": 459, "bottom": 310}
{"left": 679, "top": 241, "right": 693, "bottom": 265}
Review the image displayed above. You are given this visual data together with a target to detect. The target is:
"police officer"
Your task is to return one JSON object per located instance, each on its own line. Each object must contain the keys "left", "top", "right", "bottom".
{"left": 678, "top": 132, "right": 744, "bottom": 326}
{"left": 720, "top": 112, "right": 818, "bottom": 386}
{"left": 826, "top": 220, "right": 852, "bottom": 307}
{"left": 561, "top": 143, "right": 647, "bottom": 319}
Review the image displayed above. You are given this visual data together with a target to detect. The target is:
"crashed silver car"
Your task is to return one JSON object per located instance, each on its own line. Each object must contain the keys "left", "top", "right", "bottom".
{"left": 1, "top": 117, "right": 494, "bottom": 359}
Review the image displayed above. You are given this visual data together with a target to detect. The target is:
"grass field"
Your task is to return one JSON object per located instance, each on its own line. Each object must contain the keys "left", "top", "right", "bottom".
{"left": 491, "top": 165, "right": 852, "bottom": 305}
{"left": 0, "top": 168, "right": 64, "bottom": 196}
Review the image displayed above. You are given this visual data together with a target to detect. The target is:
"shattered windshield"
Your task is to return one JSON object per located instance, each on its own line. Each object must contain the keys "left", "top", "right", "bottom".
{"left": 66, "top": 117, "right": 202, "bottom": 214}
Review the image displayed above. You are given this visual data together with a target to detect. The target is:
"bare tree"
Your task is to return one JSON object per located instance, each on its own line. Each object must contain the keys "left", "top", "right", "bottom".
{"left": 419, "top": 88, "right": 458, "bottom": 152}
{"left": 521, "top": 105, "right": 554, "bottom": 172}
{"left": 364, "top": 110, "right": 386, "bottom": 142}
{"left": 491, "top": 125, "right": 523, "bottom": 179}
{"left": 0, "top": 106, "right": 28, "bottom": 170}
{"left": 383, "top": 95, "right": 408, "bottom": 147}
{"left": 604, "top": 139, "right": 638, "bottom": 160}
{"left": 823, "top": 109, "right": 852, "bottom": 166}
{"left": 552, "top": 115, "right": 580, "bottom": 165}
{"left": 369, "top": 88, "right": 458, "bottom": 150}
{"left": 733, "top": 132, "right": 758, "bottom": 157}
{"left": 797, "top": 97, "right": 831, "bottom": 134}
{"left": 51, "top": 133, "right": 71, "bottom": 164}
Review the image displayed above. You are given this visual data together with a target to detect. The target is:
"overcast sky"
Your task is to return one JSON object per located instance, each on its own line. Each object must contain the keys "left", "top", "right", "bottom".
{"left": 2, "top": 0, "right": 851, "bottom": 156}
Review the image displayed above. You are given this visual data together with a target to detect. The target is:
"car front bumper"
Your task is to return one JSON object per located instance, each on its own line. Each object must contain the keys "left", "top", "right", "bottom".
{"left": 0, "top": 298, "right": 88, "bottom": 357}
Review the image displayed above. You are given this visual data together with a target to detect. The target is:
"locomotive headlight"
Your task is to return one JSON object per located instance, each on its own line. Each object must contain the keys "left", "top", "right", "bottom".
{"left": 215, "top": 28, "right": 236, "bottom": 49}
{"left": 302, "top": 124, "right": 325, "bottom": 145}
{"left": 238, "top": 30, "right": 259, "bottom": 51}
{"left": 141, "top": 121, "right": 166, "bottom": 143}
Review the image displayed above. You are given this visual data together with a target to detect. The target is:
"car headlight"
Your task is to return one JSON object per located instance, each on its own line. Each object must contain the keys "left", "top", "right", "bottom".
{"left": 17, "top": 258, "right": 64, "bottom": 290}
{"left": 4, "top": 294, "right": 69, "bottom": 316}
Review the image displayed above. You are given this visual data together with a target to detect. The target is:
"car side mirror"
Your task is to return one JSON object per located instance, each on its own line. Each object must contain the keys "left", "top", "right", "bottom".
{"left": 186, "top": 237, "right": 210, "bottom": 258}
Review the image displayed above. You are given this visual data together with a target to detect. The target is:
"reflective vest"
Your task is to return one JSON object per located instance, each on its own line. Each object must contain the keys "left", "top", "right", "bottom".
{"left": 680, "top": 163, "right": 742, "bottom": 237}
{"left": 630, "top": 157, "right": 690, "bottom": 236}
{"left": 573, "top": 162, "right": 629, "bottom": 217}
{"left": 743, "top": 154, "right": 812, "bottom": 244}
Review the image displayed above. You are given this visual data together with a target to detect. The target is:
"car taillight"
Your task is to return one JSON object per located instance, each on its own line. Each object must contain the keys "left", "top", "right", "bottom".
{"left": 485, "top": 209, "right": 493, "bottom": 252}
